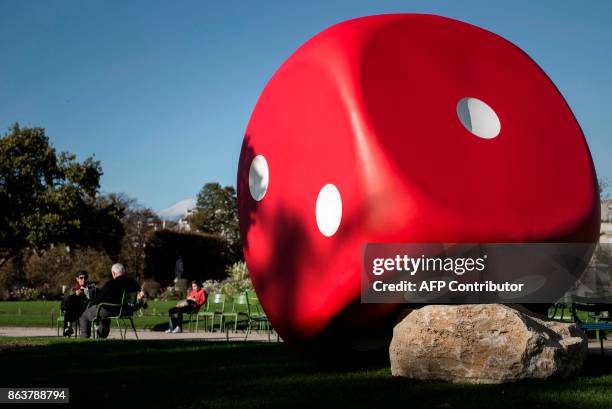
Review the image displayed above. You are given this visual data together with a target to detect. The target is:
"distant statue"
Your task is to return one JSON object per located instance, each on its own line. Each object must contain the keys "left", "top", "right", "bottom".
{"left": 174, "top": 256, "right": 184, "bottom": 283}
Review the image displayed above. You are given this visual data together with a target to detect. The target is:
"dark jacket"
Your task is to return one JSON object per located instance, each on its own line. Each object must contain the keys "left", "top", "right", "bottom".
{"left": 93, "top": 275, "right": 140, "bottom": 306}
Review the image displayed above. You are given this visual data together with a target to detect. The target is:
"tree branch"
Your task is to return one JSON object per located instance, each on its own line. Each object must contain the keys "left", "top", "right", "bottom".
{"left": 0, "top": 250, "right": 17, "bottom": 270}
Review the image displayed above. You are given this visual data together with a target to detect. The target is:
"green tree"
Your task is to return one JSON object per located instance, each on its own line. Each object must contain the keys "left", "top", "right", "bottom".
{"left": 188, "top": 183, "right": 242, "bottom": 261}
{"left": 24, "top": 246, "right": 113, "bottom": 297}
{"left": 0, "top": 124, "right": 124, "bottom": 269}
{"left": 144, "top": 230, "right": 229, "bottom": 285}
{"left": 115, "top": 194, "right": 162, "bottom": 280}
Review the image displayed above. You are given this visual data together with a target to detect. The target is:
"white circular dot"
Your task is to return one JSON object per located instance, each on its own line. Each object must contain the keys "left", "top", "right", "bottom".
{"left": 456, "top": 97, "right": 501, "bottom": 139}
{"left": 249, "top": 155, "right": 269, "bottom": 201}
{"left": 316, "top": 184, "right": 342, "bottom": 237}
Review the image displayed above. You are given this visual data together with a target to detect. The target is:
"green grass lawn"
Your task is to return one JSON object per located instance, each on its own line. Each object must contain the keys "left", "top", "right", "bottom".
{"left": 0, "top": 337, "right": 610, "bottom": 409}
{"left": 0, "top": 301, "right": 597, "bottom": 329}
{"left": 0, "top": 300, "right": 178, "bottom": 329}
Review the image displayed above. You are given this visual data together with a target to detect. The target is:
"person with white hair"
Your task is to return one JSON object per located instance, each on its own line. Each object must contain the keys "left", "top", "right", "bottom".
{"left": 79, "top": 263, "right": 140, "bottom": 338}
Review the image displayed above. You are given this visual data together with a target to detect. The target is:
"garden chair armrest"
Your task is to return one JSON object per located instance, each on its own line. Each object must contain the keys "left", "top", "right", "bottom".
{"left": 95, "top": 302, "right": 122, "bottom": 317}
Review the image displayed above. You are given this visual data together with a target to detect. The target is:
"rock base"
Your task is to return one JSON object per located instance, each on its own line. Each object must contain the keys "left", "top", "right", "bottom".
{"left": 389, "top": 304, "right": 587, "bottom": 384}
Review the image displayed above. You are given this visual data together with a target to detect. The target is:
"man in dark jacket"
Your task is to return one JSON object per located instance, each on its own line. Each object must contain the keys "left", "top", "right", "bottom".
{"left": 80, "top": 263, "right": 139, "bottom": 338}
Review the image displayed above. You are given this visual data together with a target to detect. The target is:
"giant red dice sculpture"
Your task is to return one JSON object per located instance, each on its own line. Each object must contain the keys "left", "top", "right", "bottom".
{"left": 237, "top": 14, "right": 600, "bottom": 348}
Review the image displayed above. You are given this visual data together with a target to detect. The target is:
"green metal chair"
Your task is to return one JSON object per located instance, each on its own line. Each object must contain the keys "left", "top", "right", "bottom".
{"left": 549, "top": 303, "right": 571, "bottom": 321}
{"left": 56, "top": 311, "right": 79, "bottom": 337}
{"left": 195, "top": 293, "right": 225, "bottom": 332}
{"left": 221, "top": 294, "right": 249, "bottom": 333}
{"left": 245, "top": 291, "right": 273, "bottom": 341}
{"left": 56, "top": 297, "right": 90, "bottom": 337}
{"left": 92, "top": 292, "right": 138, "bottom": 340}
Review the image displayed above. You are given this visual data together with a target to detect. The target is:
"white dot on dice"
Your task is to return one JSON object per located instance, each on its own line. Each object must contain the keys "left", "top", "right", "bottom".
{"left": 249, "top": 155, "right": 269, "bottom": 201}
{"left": 316, "top": 184, "right": 342, "bottom": 237}
{"left": 456, "top": 97, "right": 501, "bottom": 139}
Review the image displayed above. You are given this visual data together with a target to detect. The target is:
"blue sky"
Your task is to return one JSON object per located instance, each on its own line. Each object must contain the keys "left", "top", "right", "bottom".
{"left": 1, "top": 1, "right": 610, "bottom": 211}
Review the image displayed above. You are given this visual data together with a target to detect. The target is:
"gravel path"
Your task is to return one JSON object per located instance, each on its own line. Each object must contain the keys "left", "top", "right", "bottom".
{"left": 0, "top": 326, "right": 280, "bottom": 342}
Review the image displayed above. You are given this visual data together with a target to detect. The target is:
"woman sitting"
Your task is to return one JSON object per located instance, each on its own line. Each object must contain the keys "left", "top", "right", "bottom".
{"left": 60, "top": 270, "right": 91, "bottom": 337}
{"left": 166, "top": 280, "right": 207, "bottom": 333}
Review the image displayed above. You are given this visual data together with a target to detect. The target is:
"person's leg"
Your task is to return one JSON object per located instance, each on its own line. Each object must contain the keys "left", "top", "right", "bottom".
{"left": 176, "top": 307, "right": 184, "bottom": 329}
{"left": 66, "top": 295, "right": 86, "bottom": 328}
{"left": 97, "top": 320, "right": 111, "bottom": 338}
{"left": 181, "top": 305, "right": 197, "bottom": 330}
{"left": 74, "top": 301, "right": 87, "bottom": 335}
{"left": 175, "top": 305, "right": 197, "bottom": 332}
{"left": 175, "top": 306, "right": 192, "bottom": 331}
{"left": 168, "top": 307, "right": 180, "bottom": 331}
{"left": 63, "top": 295, "right": 79, "bottom": 333}
{"left": 95, "top": 307, "right": 113, "bottom": 339}
{"left": 80, "top": 305, "right": 97, "bottom": 338}
{"left": 76, "top": 295, "right": 88, "bottom": 317}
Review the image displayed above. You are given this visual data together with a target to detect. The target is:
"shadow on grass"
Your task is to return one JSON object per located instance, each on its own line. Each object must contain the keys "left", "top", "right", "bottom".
{"left": 0, "top": 339, "right": 610, "bottom": 409}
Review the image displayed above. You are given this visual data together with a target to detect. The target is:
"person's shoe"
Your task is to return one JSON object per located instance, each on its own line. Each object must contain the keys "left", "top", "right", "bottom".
{"left": 172, "top": 326, "right": 182, "bottom": 333}
{"left": 164, "top": 328, "right": 172, "bottom": 333}
{"left": 63, "top": 326, "right": 73, "bottom": 337}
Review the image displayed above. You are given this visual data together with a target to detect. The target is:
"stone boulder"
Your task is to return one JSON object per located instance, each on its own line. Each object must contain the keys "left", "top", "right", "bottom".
{"left": 389, "top": 304, "right": 587, "bottom": 384}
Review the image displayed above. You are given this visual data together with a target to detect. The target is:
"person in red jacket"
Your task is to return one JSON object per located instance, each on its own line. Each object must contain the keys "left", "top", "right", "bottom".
{"left": 166, "top": 280, "right": 207, "bottom": 333}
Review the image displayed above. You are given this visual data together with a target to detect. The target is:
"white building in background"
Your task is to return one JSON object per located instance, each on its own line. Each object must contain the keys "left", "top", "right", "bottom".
{"left": 601, "top": 199, "right": 612, "bottom": 244}
{"left": 158, "top": 198, "right": 197, "bottom": 232}
{"left": 177, "top": 208, "right": 194, "bottom": 232}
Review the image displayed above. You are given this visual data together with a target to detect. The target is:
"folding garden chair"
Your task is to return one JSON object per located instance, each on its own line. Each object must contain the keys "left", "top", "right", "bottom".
{"left": 245, "top": 291, "right": 274, "bottom": 341}
{"left": 56, "top": 311, "right": 79, "bottom": 337}
{"left": 221, "top": 293, "right": 249, "bottom": 333}
{"left": 195, "top": 293, "right": 225, "bottom": 332}
{"left": 92, "top": 291, "right": 139, "bottom": 340}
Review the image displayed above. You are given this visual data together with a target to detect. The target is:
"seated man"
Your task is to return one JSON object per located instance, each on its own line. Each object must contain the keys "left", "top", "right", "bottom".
{"left": 80, "top": 263, "right": 139, "bottom": 338}
{"left": 60, "top": 270, "right": 91, "bottom": 337}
